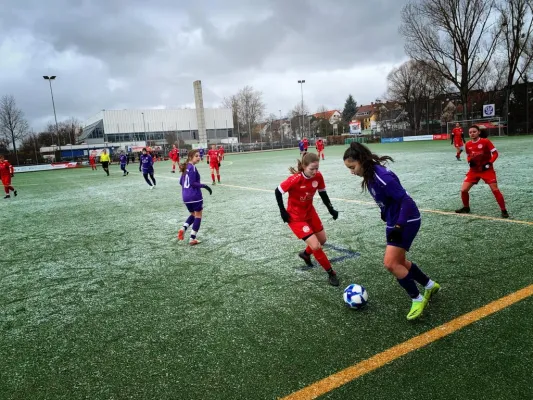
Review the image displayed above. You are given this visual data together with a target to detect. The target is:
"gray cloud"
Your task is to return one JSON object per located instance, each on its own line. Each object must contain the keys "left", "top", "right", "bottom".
{"left": 0, "top": 0, "right": 409, "bottom": 130}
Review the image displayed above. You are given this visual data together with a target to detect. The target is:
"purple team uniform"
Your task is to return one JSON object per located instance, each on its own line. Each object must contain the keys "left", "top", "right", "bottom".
{"left": 368, "top": 165, "right": 421, "bottom": 251}
{"left": 119, "top": 154, "right": 127, "bottom": 170}
{"left": 180, "top": 163, "right": 205, "bottom": 212}
{"left": 139, "top": 154, "right": 154, "bottom": 172}
{"left": 298, "top": 141, "right": 305, "bottom": 152}
{"left": 199, "top": 148, "right": 205, "bottom": 160}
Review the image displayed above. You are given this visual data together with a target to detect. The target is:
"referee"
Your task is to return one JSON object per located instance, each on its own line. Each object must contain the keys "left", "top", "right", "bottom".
{"left": 100, "top": 149, "right": 111, "bottom": 176}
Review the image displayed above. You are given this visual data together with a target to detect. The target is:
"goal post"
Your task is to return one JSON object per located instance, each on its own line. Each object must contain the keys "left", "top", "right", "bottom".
{"left": 446, "top": 117, "right": 503, "bottom": 137}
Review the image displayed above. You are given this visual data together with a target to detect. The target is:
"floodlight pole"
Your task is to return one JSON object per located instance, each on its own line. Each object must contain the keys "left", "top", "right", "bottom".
{"left": 298, "top": 80, "right": 305, "bottom": 137}
{"left": 43, "top": 75, "right": 61, "bottom": 160}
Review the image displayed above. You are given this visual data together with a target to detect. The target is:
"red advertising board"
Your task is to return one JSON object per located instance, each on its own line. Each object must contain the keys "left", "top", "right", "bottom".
{"left": 433, "top": 134, "right": 449, "bottom": 140}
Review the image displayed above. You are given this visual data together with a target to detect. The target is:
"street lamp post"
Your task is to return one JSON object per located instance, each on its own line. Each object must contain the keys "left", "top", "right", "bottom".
{"left": 43, "top": 75, "right": 61, "bottom": 161}
{"left": 279, "top": 109, "right": 283, "bottom": 147}
{"left": 298, "top": 80, "right": 305, "bottom": 138}
{"left": 141, "top": 112, "right": 147, "bottom": 144}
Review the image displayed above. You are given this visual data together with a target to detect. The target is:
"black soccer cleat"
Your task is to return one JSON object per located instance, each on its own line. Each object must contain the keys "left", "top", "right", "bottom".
{"left": 501, "top": 210, "right": 510, "bottom": 218}
{"left": 455, "top": 206, "right": 470, "bottom": 214}
{"left": 13, "top": 190, "right": 17, "bottom": 197}
{"left": 327, "top": 270, "right": 339, "bottom": 287}
{"left": 298, "top": 250, "right": 313, "bottom": 267}
{"left": 4, "top": 195, "right": 10, "bottom": 199}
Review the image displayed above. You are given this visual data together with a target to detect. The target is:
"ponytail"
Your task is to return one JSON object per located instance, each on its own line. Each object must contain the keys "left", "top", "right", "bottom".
{"left": 289, "top": 152, "right": 319, "bottom": 174}
{"left": 179, "top": 149, "right": 199, "bottom": 174}
{"left": 343, "top": 142, "right": 393, "bottom": 191}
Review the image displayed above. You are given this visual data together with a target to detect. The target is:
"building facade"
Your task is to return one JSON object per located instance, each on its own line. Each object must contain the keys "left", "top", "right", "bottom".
{"left": 80, "top": 108, "right": 234, "bottom": 145}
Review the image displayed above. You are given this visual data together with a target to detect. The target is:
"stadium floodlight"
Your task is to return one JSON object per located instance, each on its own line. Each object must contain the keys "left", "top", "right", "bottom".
{"left": 298, "top": 80, "right": 306, "bottom": 137}
{"left": 43, "top": 75, "right": 61, "bottom": 159}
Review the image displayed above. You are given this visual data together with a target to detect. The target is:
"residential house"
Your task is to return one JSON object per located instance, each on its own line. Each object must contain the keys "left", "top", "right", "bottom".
{"left": 351, "top": 103, "right": 378, "bottom": 130}
{"left": 313, "top": 110, "right": 341, "bottom": 125}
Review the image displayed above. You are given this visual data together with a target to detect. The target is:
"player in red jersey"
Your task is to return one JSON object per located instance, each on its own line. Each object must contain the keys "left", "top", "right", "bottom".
{"left": 169, "top": 144, "right": 180, "bottom": 173}
{"left": 206, "top": 144, "right": 221, "bottom": 184}
{"left": 0, "top": 155, "right": 17, "bottom": 199}
{"left": 89, "top": 153, "right": 97, "bottom": 170}
{"left": 455, "top": 125, "right": 509, "bottom": 218}
{"left": 302, "top": 137, "right": 309, "bottom": 153}
{"left": 451, "top": 123, "right": 465, "bottom": 160}
{"left": 218, "top": 145, "right": 225, "bottom": 161}
{"left": 315, "top": 138, "right": 325, "bottom": 160}
{"left": 275, "top": 153, "right": 340, "bottom": 286}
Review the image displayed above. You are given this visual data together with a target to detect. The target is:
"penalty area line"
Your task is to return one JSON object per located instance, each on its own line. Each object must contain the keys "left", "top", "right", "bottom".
{"left": 279, "top": 283, "right": 533, "bottom": 400}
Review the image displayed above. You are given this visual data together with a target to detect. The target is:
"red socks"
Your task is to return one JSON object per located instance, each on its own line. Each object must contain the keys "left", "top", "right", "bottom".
{"left": 309, "top": 248, "right": 332, "bottom": 272}
{"left": 211, "top": 173, "right": 215, "bottom": 182}
{"left": 492, "top": 189, "right": 506, "bottom": 210}
{"left": 217, "top": 174, "right": 220, "bottom": 183}
{"left": 461, "top": 191, "right": 470, "bottom": 207}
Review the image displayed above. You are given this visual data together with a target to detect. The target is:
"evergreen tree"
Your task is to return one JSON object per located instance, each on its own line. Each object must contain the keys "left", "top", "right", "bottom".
{"left": 342, "top": 94, "right": 358, "bottom": 122}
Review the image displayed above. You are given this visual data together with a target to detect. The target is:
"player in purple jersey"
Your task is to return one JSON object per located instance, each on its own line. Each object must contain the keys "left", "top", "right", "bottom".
{"left": 139, "top": 148, "right": 156, "bottom": 189}
{"left": 343, "top": 142, "right": 440, "bottom": 321}
{"left": 198, "top": 147, "right": 205, "bottom": 161}
{"left": 119, "top": 152, "right": 129, "bottom": 176}
{"left": 177, "top": 149, "right": 212, "bottom": 245}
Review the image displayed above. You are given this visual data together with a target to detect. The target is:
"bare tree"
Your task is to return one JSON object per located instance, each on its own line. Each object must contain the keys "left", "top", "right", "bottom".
{"left": 291, "top": 101, "right": 310, "bottom": 138}
{"left": 495, "top": 0, "right": 533, "bottom": 121}
{"left": 387, "top": 60, "right": 446, "bottom": 132}
{"left": 221, "top": 94, "right": 240, "bottom": 138}
{"left": 0, "top": 95, "right": 30, "bottom": 165}
{"left": 400, "top": 0, "right": 501, "bottom": 117}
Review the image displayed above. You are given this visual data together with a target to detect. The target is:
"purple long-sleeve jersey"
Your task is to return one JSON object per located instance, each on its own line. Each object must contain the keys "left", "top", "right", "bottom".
{"left": 368, "top": 165, "right": 420, "bottom": 227}
{"left": 139, "top": 153, "right": 153, "bottom": 172}
{"left": 119, "top": 154, "right": 127, "bottom": 165}
{"left": 180, "top": 163, "right": 204, "bottom": 203}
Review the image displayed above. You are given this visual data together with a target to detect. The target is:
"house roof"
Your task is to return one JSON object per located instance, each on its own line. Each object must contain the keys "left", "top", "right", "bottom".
{"left": 313, "top": 110, "right": 340, "bottom": 120}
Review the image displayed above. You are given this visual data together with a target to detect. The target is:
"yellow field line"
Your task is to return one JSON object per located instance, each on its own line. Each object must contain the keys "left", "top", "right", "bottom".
{"left": 280, "top": 284, "right": 533, "bottom": 400}
{"left": 218, "top": 184, "right": 533, "bottom": 226}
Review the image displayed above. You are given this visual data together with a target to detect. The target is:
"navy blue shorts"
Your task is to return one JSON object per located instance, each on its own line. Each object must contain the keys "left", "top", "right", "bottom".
{"left": 185, "top": 201, "right": 203, "bottom": 213}
{"left": 386, "top": 218, "right": 421, "bottom": 251}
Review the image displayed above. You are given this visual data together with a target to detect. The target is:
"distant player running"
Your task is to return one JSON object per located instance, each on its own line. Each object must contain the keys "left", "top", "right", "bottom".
{"left": 178, "top": 150, "right": 212, "bottom": 245}
{"left": 169, "top": 144, "right": 180, "bottom": 173}
{"left": 139, "top": 148, "right": 156, "bottom": 189}
{"left": 455, "top": 125, "right": 509, "bottom": 218}
{"left": 275, "top": 153, "right": 340, "bottom": 286}
{"left": 315, "top": 138, "right": 325, "bottom": 160}
{"left": 206, "top": 144, "right": 221, "bottom": 185}
{"left": 451, "top": 123, "right": 465, "bottom": 160}
{"left": 119, "top": 152, "right": 129, "bottom": 176}
{"left": 298, "top": 140, "right": 306, "bottom": 156}
{"left": 218, "top": 145, "right": 225, "bottom": 160}
{"left": 0, "top": 155, "right": 17, "bottom": 199}
{"left": 343, "top": 142, "right": 440, "bottom": 320}
{"left": 89, "top": 153, "right": 97, "bottom": 170}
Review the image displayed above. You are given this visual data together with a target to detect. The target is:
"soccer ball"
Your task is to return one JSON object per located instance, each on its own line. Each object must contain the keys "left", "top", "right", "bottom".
{"left": 343, "top": 284, "right": 368, "bottom": 309}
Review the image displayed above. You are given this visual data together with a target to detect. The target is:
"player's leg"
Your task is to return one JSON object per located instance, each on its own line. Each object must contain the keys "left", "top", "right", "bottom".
{"left": 149, "top": 173, "right": 156, "bottom": 186}
{"left": 143, "top": 173, "right": 153, "bottom": 187}
{"left": 299, "top": 209, "right": 328, "bottom": 266}
{"left": 178, "top": 211, "right": 195, "bottom": 240}
{"left": 456, "top": 180, "right": 476, "bottom": 213}
{"left": 3, "top": 182, "right": 10, "bottom": 198}
{"left": 210, "top": 167, "right": 216, "bottom": 184}
{"left": 488, "top": 182, "right": 509, "bottom": 217}
{"left": 384, "top": 245, "right": 426, "bottom": 320}
{"left": 303, "top": 233, "right": 338, "bottom": 286}
{"left": 189, "top": 209, "right": 203, "bottom": 245}
{"left": 215, "top": 166, "right": 220, "bottom": 183}
{"left": 172, "top": 161, "right": 176, "bottom": 173}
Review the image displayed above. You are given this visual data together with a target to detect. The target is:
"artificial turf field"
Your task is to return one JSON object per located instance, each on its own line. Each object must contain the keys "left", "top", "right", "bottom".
{"left": 1, "top": 136, "right": 532, "bottom": 400}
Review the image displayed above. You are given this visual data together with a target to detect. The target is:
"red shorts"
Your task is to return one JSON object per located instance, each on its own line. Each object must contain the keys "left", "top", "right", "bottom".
{"left": 1, "top": 176, "right": 11, "bottom": 186}
{"left": 209, "top": 163, "right": 219, "bottom": 170}
{"left": 454, "top": 144, "right": 464, "bottom": 150}
{"left": 464, "top": 169, "right": 497, "bottom": 184}
{"left": 288, "top": 207, "right": 324, "bottom": 239}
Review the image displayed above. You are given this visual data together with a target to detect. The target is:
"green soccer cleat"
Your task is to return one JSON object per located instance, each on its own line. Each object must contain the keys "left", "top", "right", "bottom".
{"left": 406, "top": 299, "right": 427, "bottom": 321}
{"left": 423, "top": 282, "right": 441, "bottom": 303}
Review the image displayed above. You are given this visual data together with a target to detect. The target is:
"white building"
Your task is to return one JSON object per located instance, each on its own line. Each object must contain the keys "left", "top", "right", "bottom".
{"left": 80, "top": 108, "right": 234, "bottom": 145}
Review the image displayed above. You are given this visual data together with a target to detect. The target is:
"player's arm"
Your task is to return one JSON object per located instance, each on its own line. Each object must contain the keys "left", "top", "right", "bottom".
{"left": 275, "top": 187, "right": 290, "bottom": 223}
{"left": 451, "top": 132, "right": 454, "bottom": 145}
{"left": 318, "top": 189, "right": 338, "bottom": 220}
{"left": 381, "top": 175, "right": 412, "bottom": 226}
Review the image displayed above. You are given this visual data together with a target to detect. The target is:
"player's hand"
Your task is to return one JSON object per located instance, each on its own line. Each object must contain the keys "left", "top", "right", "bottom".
{"left": 469, "top": 160, "right": 476, "bottom": 168}
{"left": 207, "top": 160, "right": 209, "bottom": 164}
{"left": 280, "top": 209, "right": 291, "bottom": 223}
{"left": 381, "top": 211, "right": 386, "bottom": 222}
{"left": 218, "top": 162, "right": 221, "bottom": 167}
{"left": 11, "top": 173, "right": 14, "bottom": 177}
{"left": 387, "top": 225, "right": 403, "bottom": 243}
{"left": 203, "top": 185, "right": 212, "bottom": 195}
{"left": 328, "top": 207, "right": 339, "bottom": 220}
{"left": 481, "top": 162, "right": 491, "bottom": 171}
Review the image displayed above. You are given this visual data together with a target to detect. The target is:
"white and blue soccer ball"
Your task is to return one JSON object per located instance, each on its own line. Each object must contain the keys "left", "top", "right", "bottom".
{"left": 343, "top": 284, "right": 368, "bottom": 309}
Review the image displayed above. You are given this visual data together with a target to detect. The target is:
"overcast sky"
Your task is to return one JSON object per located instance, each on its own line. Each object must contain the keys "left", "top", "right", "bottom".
{"left": 0, "top": 0, "right": 409, "bottom": 130}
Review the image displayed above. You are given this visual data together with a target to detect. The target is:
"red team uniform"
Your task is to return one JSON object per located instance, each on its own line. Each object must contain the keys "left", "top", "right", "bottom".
{"left": 302, "top": 138, "right": 309, "bottom": 152}
{"left": 278, "top": 171, "right": 326, "bottom": 239}
{"left": 0, "top": 159, "right": 16, "bottom": 198}
{"left": 218, "top": 146, "right": 225, "bottom": 161}
{"left": 464, "top": 138, "right": 498, "bottom": 184}
{"left": 89, "top": 154, "right": 97, "bottom": 170}
{"left": 169, "top": 147, "right": 179, "bottom": 173}
{"left": 207, "top": 148, "right": 221, "bottom": 184}
{"left": 315, "top": 139, "right": 325, "bottom": 160}
{"left": 451, "top": 126, "right": 465, "bottom": 160}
